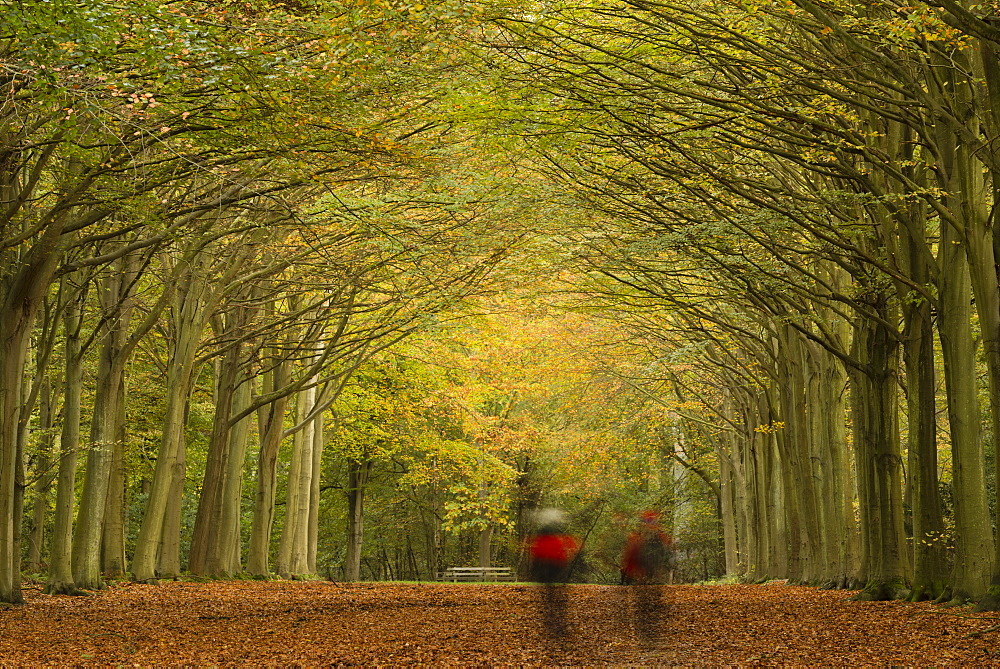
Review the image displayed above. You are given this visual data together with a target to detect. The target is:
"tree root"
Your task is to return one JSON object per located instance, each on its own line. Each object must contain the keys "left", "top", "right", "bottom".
{"left": 908, "top": 580, "right": 947, "bottom": 602}
{"left": 974, "top": 587, "right": 1000, "bottom": 612}
{"left": 44, "top": 581, "right": 88, "bottom": 596}
{"left": 850, "top": 579, "right": 909, "bottom": 601}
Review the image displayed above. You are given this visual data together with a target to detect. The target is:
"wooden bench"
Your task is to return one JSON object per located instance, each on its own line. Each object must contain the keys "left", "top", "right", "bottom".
{"left": 436, "top": 566, "right": 516, "bottom": 582}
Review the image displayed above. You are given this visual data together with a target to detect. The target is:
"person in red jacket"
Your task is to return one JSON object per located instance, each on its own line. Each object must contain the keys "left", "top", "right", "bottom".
{"left": 528, "top": 509, "right": 580, "bottom": 640}
{"left": 620, "top": 510, "right": 673, "bottom": 644}
{"left": 621, "top": 510, "right": 673, "bottom": 585}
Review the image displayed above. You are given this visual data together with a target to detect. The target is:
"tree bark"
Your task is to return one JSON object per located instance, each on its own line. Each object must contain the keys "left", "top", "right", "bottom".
{"left": 849, "top": 298, "right": 910, "bottom": 601}
{"left": 189, "top": 316, "right": 244, "bottom": 576}
{"left": 278, "top": 384, "right": 316, "bottom": 578}
{"left": 718, "top": 449, "right": 739, "bottom": 578}
{"left": 806, "top": 333, "right": 857, "bottom": 589}
{"left": 247, "top": 353, "right": 291, "bottom": 578}
{"left": 896, "top": 221, "right": 948, "bottom": 600}
{"left": 307, "top": 410, "right": 324, "bottom": 575}
{"left": 100, "top": 416, "right": 127, "bottom": 579}
{"left": 26, "top": 375, "right": 55, "bottom": 573}
{"left": 46, "top": 283, "right": 85, "bottom": 596}
{"left": 73, "top": 265, "right": 134, "bottom": 589}
{"left": 344, "top": 458, "right": 373, "bottom": 582}
{"left": 938, "top": 213, "right": 995, "bottom": 602}
{"left": 478, "top": 525, "right": 493, "bottom": 569}
{"left": 776, "top": 325, "right": 825, "bottom": 583}
{"left": 131, "top": 262, "right": 207, "bottom": 582}
{"left": 210, "top": 372, "right": 253, "bottom": 576}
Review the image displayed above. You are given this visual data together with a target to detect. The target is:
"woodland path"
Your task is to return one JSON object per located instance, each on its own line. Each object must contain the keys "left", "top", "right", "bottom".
{"left": 0, "top": 580, "right": 996, "bottom": 665}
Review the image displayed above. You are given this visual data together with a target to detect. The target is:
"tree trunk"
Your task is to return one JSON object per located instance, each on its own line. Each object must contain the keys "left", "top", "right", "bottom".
{"left": 210, "top": 372, "right": 253, "bottom": 576}
{"left": 741, "top": 402, "right": 763, "bottom": 580}
{"left": 307, "top": 410, "right": 324, "bottom": 574}
{"left": 278, "top": 385, "right": 316, "bottom": 578}
{"left": 718, "top": 441, "right": 739, "bottom": 578}
{"left": 344, "top": 458, "right": 373, "bottom": 582}
{"left": 46, "top": 285, "right": 85, "bottom": 596}
{"left": 131, "top": 265, "right": 207, "bottom": 582}
{"left": 776, "top": 326, "right": 824, "bottom": 583}
{"left": 100, "top": 420, "right": 127, "bottom": 579}
{"left": 157, "top": 431, "right": 187, "bottom": 579}
{"left": 898, "top": 227, "right": 948, "bottom": 601}
{"left": 12, "top": 391, "right": 26, "bottom": 599}
{"left": 26, "top": 376, "right": 55, "bottom": 573}
{"left": 478, "top": 526, "right": 493, "bottom": 569}
{"left": 0, "top": 212, "right": 69, "bottom": 602}
{"left": 743, "top": 393, "right": 775, "bottom": 580}
{"left": 72, "top": 301, "right": 129, "bottom": 588}
{"left": 975, "top": 37, "right": 1000, "bottom": 611}
{"left": 75, "top": 258, "right": 137, "bottom": 586}
{"left": 926, "top": 39, "right": 1000, "bottom": 609}
{"left": 728, "top": 405, "right": 752, "bottom": 577}
{"left": 849, "top": 300, "right": 910, "bottom": 600}
{"left": 757, "top": 394, "right": 786, "bottom": 579}
{"left": 189, "top": 323, "right": 242, "bottom": 576}
{"left": 806, "top": 336, "right": 857, "bottom": 588}
{"left": 247, "top": 355, "right": 291, "bottom": 578}
{"left": 939, "top": 216, "right": 995, "bottom": 602}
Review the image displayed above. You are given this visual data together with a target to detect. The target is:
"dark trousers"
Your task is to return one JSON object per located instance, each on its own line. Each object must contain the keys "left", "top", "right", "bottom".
{"left": 532, "top": 559, "right": 570, "bottom": 639}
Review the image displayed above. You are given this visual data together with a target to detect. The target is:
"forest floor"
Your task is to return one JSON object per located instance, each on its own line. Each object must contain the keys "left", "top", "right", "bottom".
{"left": 1, "top": 579, "right": 998, "bottom": 665}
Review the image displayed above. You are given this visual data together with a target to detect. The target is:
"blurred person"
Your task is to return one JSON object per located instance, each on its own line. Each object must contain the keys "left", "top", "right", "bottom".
{"left": 620, "top": 510, "right": 673, "bottom": 644}
{"left": 528, "top": 509, "right": 580, "bottom": 641}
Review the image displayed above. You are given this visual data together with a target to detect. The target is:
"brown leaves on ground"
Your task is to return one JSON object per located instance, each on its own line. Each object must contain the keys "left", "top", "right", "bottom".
{"left": 1, "top": 580, "right": 999, "bottom": 665}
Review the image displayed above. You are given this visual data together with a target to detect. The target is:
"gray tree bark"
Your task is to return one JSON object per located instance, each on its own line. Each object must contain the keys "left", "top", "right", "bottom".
{"left": 45, "top": 282, "right": 85, "bottom": 596}
{"left": 26, "top": 375, "right": 55, "bottom": 573}
{"left": 344, "top": 458, "right": 373, "bottom": 582}
{"left": 938, "top": 204, "right": 995, "bottom": 602}
{"left": 131, "top": 259, "right": 209, "bottom": 582}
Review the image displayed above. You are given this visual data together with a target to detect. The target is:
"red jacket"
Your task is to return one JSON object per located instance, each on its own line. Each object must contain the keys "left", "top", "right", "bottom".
{"left": 530, "top": 533, "right": 579, "bottom": 565}
{"left": 622, "top": 527, "right": 672, "bottom": 581}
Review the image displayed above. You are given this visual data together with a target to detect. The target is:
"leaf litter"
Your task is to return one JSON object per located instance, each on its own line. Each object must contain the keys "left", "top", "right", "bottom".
{"left": 1, "top": 581, "right": 998, "bottom": 665}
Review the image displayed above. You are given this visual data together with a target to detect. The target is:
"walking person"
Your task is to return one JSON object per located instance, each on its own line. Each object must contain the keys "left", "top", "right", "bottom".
{"left": 621, "top": 510, "right": 673, "bottom": 644}
{"left": 528, "top": 509, "right": 580, "bottom": 642}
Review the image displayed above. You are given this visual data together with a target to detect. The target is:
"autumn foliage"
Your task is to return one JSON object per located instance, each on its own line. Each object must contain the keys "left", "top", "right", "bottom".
{"left": 1, "top": 581, "right": 998, "bottom": 665}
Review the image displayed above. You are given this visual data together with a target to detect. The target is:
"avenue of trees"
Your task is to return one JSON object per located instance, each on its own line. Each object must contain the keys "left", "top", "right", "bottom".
{"left": 5, "top": 0, "right": 1000, "bottom": 612}
{"left": 483, "top": 0, "right": 1000, "bottom": 606}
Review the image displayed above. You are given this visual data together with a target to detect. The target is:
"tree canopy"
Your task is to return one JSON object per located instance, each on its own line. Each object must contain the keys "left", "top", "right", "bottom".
{"left": 3, "top": 0, "right": 1000, "bottom": 613}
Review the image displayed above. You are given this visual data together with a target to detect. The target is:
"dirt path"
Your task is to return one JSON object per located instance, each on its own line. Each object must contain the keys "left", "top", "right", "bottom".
{"left": 0, "top": 580, "right": 996, "bottom": 665}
